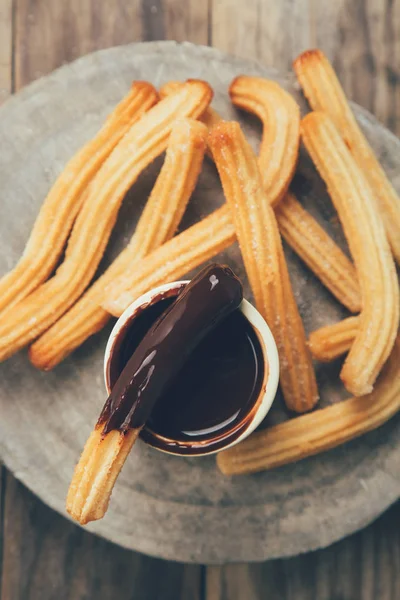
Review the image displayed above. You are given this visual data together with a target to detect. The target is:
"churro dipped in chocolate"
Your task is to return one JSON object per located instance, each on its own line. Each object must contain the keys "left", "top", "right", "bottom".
{"left": 29, "top": 118, "right": 208, "bottom": 369}
{"left": 209, "top": 121, "right": 318, "bottom": 413}
{"left": 67, "top": 264, "right": 243, "bottom": 524}
{"left": 294, "top": 49, "right": 400, "bottom": 264}
{"left": 301, "top": 112, "right": 399, "bottom": 396}
{"left": 0, "top": 80, "right": 212, "bottom": 361}
{"left": 0, "top": 82, "right": 158, "bottom": 314}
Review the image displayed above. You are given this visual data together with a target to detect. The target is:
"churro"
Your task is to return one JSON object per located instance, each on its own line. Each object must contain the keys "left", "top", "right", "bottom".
{"left": 275, "top": 193, "right": 361, "bottom": 313}
{"left": 29, "top": 118, "right": 208, "bottom": 369}
{"left": 102, "top": 206, "right": 235, "bottom": 317}
{"left": 0, "top": 82, "right": 158, "bottom": 314}
{"left": 309, "top": 316, "right": 359, "bottom": 362}
{"left": 209, "top": 121, "right": 318, "bottom": 413}
{"left": 294, "top": 49, "right": 400, "bottom": 264}
{"left": 159, "top": 81, "right": 221, "bottom": 130}
{"left": 301, "top": 112, "right": 399, "bottom": 396}
{"left": 0, "top": 81, "right": 212, "bottom": 361}
{"left": 229, "top": 76, "right": 300, "bottom": 207}
{"left": 67, "top": 424, "right": 139, "bottom": 524}
{"left": 218, "top": 334, "right": 400, "bottom": 475}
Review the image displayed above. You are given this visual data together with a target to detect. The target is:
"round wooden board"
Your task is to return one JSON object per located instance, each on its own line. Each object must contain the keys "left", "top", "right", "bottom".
{"left": 0, "top": 41, "right": 399, "bottom": 564}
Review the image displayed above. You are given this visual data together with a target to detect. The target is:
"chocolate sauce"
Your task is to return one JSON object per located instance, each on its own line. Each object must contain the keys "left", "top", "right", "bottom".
{"left": 99, "top": 265, "right": 244, "bottom": 434}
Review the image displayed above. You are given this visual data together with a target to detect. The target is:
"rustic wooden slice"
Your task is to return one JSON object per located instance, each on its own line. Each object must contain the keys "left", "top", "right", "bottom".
{"left": 0, "top": 41, "right": 399, "bottom": 564}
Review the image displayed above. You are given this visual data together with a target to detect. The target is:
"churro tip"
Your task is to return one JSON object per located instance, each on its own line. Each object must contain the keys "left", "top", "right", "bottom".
{"left": 293, "top": 48, "right": 325, "bottom": 69}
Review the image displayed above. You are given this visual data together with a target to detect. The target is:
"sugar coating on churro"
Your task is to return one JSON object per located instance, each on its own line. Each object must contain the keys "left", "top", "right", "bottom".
{"left": 301, "top": 112, "right": 399, "bottom": 396}
{"left": 229, "top": 75, "right": 300, "bottom": 207}
{"left": 209, "top": 121, "right": 318, "bottom": 413}
{"left": 276, "top": 193, "right": 361, "bottom": 313}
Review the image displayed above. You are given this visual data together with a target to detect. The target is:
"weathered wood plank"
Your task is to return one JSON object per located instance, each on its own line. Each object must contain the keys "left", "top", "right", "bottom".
{"left": 14, "top": 0, "right": 143, "bottom": 88}
{"left": 1, "top": 476, "right": 202, "bottom": 600}
{"left": 211, "top": 0, "right": 310, "bottom": 72}
{"left": 312, "top": 0, "right": 400, "bottom": 134}
{"left": 163, "top": 0, "right": 209, "bottom": 45}
{"left": 206, "top": 502, "right": 400, "bottom": 600}
{"left": 0, "top": 0, "right": 12, "bottom": 101}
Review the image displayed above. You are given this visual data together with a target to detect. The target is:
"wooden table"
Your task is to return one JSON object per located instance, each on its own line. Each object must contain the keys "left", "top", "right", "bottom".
{"left": 0, "top": 1, "right": 399, "bottom": 598}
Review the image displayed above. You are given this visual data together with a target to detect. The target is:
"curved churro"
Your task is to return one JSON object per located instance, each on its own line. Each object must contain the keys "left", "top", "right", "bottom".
{"left": 275, "top": 193, "right": 361, "bottom": 313}
{"left": 0, "top": 81, "right": 213, "bottom": 361}
{"left": 217, "top": 334, "right": 400, "bottom": 475}
{"left": 102, "top": 206, "right": 235, "bottom": 317}
{"left": 209, "top": 121, "right": 318, "bottom": 413}
{"left": 294, "top": 49, "right": 400, "bottom": 264}
{"left": 0, "top": 82, "right": 158, "bottom": 314}
{"left": 229, "top": 75, "right": 300, "bottom": 207}
{"left": 29, "top": 118, "right": 208, "bottom": 369}
{"left": 301, "top": 112, "right": 399, "bottom": 396}
{"left": 308, "top": 316, "right": 359, "bottom": 362}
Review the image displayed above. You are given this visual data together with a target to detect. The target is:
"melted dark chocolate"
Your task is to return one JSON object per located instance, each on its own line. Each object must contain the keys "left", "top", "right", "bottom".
{"left": 99, "top": 265, "right": 244, "bottom": 434}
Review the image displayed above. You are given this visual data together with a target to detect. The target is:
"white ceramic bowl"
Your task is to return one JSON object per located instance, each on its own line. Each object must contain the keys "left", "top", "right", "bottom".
{"left": 104, "top": 280, "right": 280, "bottom": 456}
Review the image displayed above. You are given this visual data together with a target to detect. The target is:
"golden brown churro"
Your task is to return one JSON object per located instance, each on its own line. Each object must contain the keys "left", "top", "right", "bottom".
{"left": 301, "top": 112, "right": 399, "bottom": 396}
{"left": 102, "top": 206, "right": 235, "bottom": 317}
{"left": 67, "top": 424, "right": 140, "bottom": 524}
{"left": 218, "top": 334, "right": 400, "bottom": 475}
{"left": 29, "top": 119, "right": 208, "bottom": 369}
{"left": 308, "top": 316, "right": 359, "bottom": 362}
{"left": 294, "top": 49, "right": 400, "bottom": 264}
{"left": 209, "top": 121, "right": 318, "bottom": 413}
{"left": 0, "top": 81, "right": 212, "bottom": 361}
{"left": 0, "top": 82, "right": 158, "bottom": 314}
{"left": 229, "top": 76, "right": 300, "bottom": 206}
{"left": 275, "top": 193, "right": 361, "bottom": 313}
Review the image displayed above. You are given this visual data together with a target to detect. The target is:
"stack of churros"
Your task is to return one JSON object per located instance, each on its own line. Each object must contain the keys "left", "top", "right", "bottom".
{"left": 1, "top": 52, "right": 399, "bottom": 507}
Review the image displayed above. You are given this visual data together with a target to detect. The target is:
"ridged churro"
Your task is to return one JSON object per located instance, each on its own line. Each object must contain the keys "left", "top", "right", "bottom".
{"left": 229, "top": 76, "right": 300, "bottom": 206}
{"left": 301, "top": 112, "right": 399, "bottom": 396}
{"left": 209, "top": 121, "right": 318, "bottom": 413}
{"left": 102, "top": 206, "right": 236, "bottom": 317}
{"left": 29, "top": 118, "right": 208, "bottom": 369}
{"left": 0, "top": 82, "right": 158, "bottom": 314}
{"left": 275, "top": 193, "right": 361, "bottom": 313}
{"left": 159, "top": 81, "right": 221, "bottom": 130}
{"left": 294, "top": 49, "right": 400, "bottom": 264}
{"left": 0, "top": 81, "right": 212, "bottom": 361}
{"left": 67, "top": 424, "right": 139, "bottom": 524}
{"left": 309, "top": 316, "right": 359, "bottom": 362}
{"left": 218, "top": 333, "right": 400, "bottom": 475}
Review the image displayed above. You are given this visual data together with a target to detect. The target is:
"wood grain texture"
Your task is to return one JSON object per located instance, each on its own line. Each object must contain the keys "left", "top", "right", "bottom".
{"left": 312, "top": 0, "right": 400, "bottom": 135}
{"left": 206, "top": 502, "right": 400, "bottom": 600}
{"left": 211, "top": 0, "right": 310, "bottom": 72}
{"left": 0, "top": 0, "right": 12, "bottom": 101}
{"left": 1, "top": 476, "right": 202, "bottom": 600}
{"left": 1, "top": 0, "right": 400, "bottom": 598}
